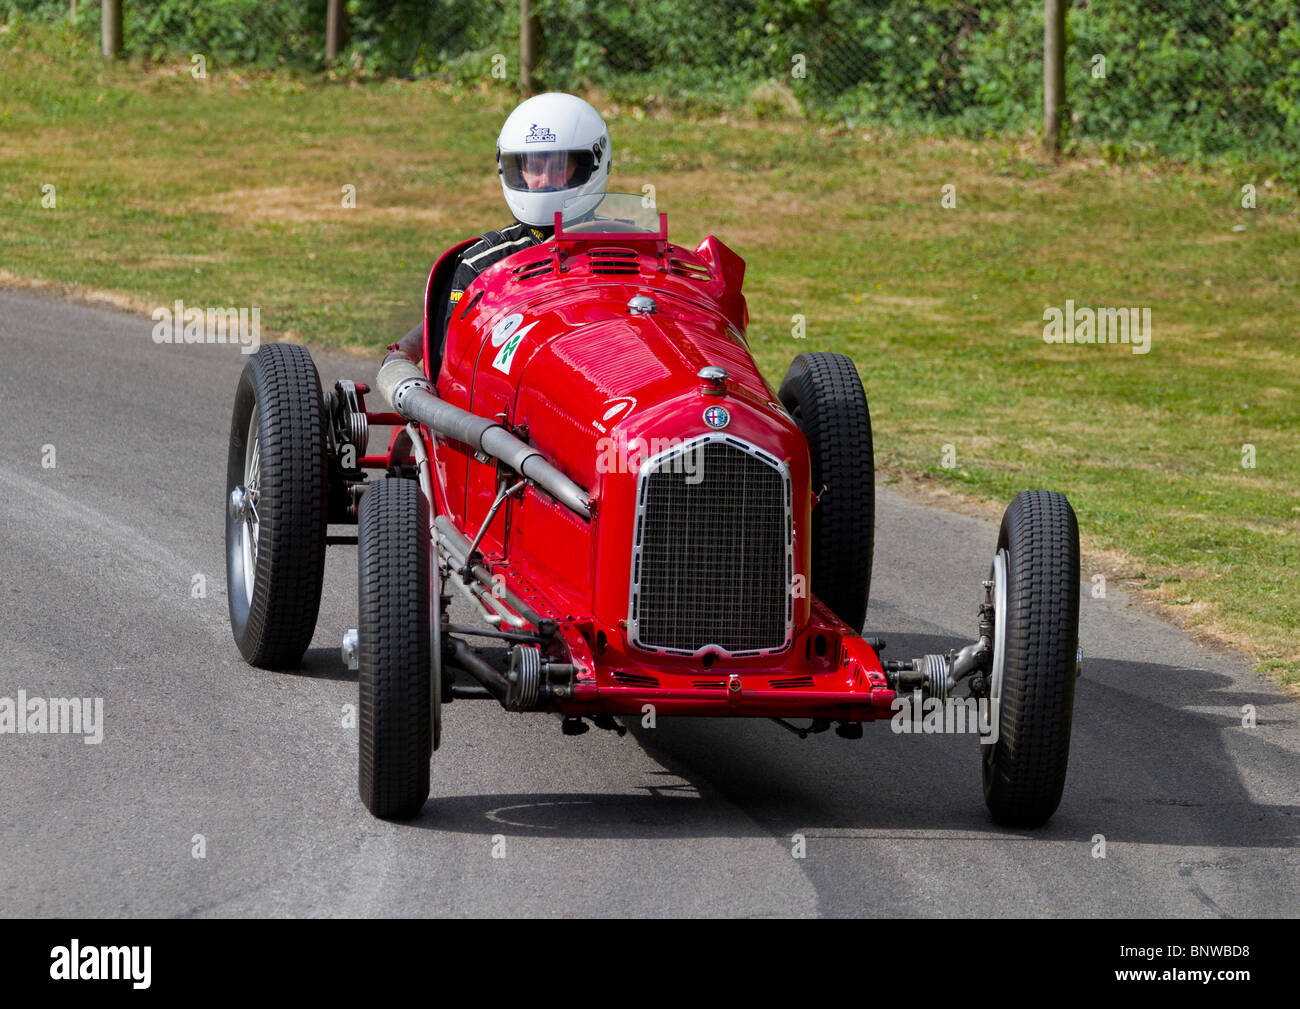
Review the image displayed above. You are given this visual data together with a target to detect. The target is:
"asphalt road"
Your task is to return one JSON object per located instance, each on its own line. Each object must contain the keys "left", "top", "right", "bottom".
{"left": 1, "top": 288, "right": 1296, "bottom": 918}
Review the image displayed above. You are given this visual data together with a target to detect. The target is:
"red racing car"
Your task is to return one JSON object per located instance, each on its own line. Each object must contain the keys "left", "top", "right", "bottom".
{"left": 224, "top": 194, "right": 1082, "bottom": 826}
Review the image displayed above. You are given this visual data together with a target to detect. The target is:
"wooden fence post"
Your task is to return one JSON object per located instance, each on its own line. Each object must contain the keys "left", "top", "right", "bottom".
{"left": 520, "top": 0, "right": 536, "bottom": 93}
{"left": 101, "top": 0, "right": 122, "bottom": 57}
{"left": 1044, "top": 0, "right": 1066, "bottom": 156}
{"left": 326, "top": 0, "right": 346, "bottom": 62}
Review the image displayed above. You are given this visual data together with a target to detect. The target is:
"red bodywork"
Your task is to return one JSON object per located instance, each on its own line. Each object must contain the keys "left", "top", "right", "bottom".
{"left": 366, "top": 215, "right": 893, "bottom": 720}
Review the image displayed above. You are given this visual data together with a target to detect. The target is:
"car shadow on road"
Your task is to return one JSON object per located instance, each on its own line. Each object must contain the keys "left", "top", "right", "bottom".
{"left": 291, "top": 646, "right": 356, "bottom": 683}
{"left": 403, "top": 631, "right": 1300, "bottom": 853}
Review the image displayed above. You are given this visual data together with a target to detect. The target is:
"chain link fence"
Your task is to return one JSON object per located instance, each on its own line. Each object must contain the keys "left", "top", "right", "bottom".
{"left": 5, "top": 0, "right": 1297, "bottom": 177}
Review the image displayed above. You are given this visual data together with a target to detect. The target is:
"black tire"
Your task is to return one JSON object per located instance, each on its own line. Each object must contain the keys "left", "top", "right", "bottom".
{"left": 778, "top": 352, "right": 875, "bottom": 631}
{"left": 225, "top": 344, "right": 328, "bottom": 668}
{"left": 983, "top": 490, "right": 1080, "bottom": 828}
{"left": 357, "top": 478, "right": 431, "bottom": 819}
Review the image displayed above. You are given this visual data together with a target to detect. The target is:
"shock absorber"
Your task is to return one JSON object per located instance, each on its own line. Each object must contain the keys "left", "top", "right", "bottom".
{"left": 884, "top": 654, "right": 954, "bottom": 700}
{"left": 884, "top": 586, "right": 996, "bottom": 698}
{"left": 505, "top": 644, "right": 576, "bottom": 710}
{"left": 883, "top": 634, "right": 992, "bottom": 699}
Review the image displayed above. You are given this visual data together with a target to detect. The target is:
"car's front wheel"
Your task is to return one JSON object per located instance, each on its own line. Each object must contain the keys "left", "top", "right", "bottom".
{"left": 982, "top": 489, "right": 1080, "bottom": 827}
{"left": 357, "top": 478, "right": 432, "bottom": 820}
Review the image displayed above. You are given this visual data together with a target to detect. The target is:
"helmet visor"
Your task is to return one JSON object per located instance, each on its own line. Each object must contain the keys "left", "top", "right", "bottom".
{"left": 500, "top": 149, "right": 597, "bottom": 192}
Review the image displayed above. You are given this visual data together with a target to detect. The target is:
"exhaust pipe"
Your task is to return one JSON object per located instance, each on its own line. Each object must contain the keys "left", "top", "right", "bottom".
{"left": 377, "top": 356, "right": 590, "bottom": 520}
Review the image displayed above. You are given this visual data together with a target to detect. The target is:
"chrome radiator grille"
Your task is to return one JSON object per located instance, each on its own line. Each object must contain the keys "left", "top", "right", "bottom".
{"left": 628, "top": 435, "right": 793, "bottom": 656}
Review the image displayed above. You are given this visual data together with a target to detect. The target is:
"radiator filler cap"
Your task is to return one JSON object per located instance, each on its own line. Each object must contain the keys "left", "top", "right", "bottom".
{"left": 698, "top": 366, "right": 728, "bottom": 395}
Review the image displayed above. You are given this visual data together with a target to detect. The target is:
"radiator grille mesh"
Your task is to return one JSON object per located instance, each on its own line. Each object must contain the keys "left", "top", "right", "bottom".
{"left": 629, "top": 437, "right": 792, "bottom": 655}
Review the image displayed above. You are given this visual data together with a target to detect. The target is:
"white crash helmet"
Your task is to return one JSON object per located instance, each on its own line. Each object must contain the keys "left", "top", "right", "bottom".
{"left": 497, "top": 93, "right": 610, "bottom": 227}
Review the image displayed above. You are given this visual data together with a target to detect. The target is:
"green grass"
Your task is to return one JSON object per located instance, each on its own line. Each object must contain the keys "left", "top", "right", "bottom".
{"left": 3, "top": 23, "right": 1297, "bottom": 686}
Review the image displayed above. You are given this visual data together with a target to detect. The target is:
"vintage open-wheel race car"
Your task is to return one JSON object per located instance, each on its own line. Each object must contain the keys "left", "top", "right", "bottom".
{"left": 224, "top": 194, "right": 1082, "bottom": 827}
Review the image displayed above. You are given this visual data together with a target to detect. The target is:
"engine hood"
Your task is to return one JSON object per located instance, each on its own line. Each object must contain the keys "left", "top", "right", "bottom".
{"left": 506, "top": 309, "right": 813, "bottom": 639}
{"left": 508, "top": 310, "right": 798, "bottom": 490}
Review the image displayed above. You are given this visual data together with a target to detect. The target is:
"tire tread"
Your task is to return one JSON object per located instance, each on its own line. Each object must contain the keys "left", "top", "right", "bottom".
{"left": 226, "top": 344, "right": 328, "bottom": 668}
{"left": 984, "top": 489, "right": 1080, "bottom": 827}
{"left": 357, "top": 479, "right": 431, "bottom": 819}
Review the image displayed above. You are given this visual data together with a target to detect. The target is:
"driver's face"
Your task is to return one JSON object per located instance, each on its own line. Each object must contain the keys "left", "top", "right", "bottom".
{"left": 521, "top": 152, "right": 577, "bottom": 191}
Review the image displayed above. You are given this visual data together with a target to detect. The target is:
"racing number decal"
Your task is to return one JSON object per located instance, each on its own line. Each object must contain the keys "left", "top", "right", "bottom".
{"left": 489, "top": 313, "right": 524, "bottom": 347}
{"left": 490, "top": 313, "right": 539, "bottom": 375}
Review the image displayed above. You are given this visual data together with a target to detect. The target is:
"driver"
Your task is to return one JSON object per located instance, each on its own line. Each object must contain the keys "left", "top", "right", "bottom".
{"left": 386, "top": 92, "right": 611, "bottom": 367}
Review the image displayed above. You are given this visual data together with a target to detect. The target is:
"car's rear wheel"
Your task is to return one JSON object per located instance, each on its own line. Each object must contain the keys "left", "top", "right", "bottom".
{"left": 225, "top": 344, "right": 328, "bottom": 668}
{"left": 982, "top": 489, "right": 1080, "bottom": 827}
{"left": 778, "top": 352, "right": 875, "bottom": 631}
{"left": 357, "top": 478, "right": 431, "bottom": 820}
